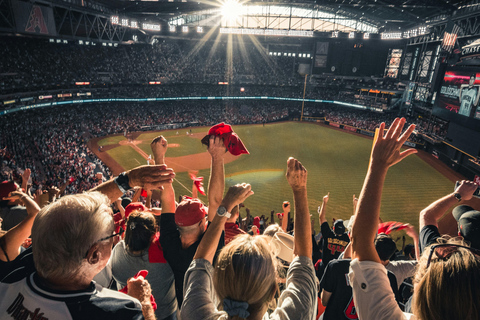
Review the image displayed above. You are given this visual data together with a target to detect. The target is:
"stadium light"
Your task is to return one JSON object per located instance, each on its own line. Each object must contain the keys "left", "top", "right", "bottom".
{"left": 197, "top": 26, "right": 203, "bottom": 33}
{"left": 221, "top": 0, "right": 244, "bottom": 22}
{"left": 111, "top": 16, "right": 119, "bottom": 25}
{"left": 169, "top": 25, "right": 176, "bottom": 32}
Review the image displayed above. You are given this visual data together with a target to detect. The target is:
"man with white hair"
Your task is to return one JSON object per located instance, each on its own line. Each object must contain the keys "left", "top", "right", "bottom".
{"left": 0, "top": 164, "right": 175, "bottom": 319}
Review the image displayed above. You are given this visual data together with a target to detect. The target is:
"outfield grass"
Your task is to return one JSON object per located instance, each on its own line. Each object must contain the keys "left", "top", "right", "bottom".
{"left": 100, "top": 122, "right": 454, "bottom": 236}
{"left": 106, "top": 145, "right": 148, "bottom": 168}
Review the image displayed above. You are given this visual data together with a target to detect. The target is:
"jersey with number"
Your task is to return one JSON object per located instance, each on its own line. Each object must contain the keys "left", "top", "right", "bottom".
{"left": 459, "top": 86, "right": 478, "bottom": 117}
{"left": 320, "top": 222, "right": 350, "bottom": 267}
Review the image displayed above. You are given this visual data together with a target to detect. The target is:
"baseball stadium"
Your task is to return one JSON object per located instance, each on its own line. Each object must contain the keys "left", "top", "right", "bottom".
{"left": 1, "top": 0, "right": 480, "bottom": 319}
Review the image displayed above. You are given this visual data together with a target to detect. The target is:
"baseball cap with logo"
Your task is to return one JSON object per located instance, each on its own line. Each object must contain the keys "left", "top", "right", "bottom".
{"left": 333, "top": 219, "right": 346, "bottom": 235}
{"left": 175, "top": 198, "right": 208, "bottom": 227}
{"left": 453, "top": 205, "right": 480, "bottom": 250}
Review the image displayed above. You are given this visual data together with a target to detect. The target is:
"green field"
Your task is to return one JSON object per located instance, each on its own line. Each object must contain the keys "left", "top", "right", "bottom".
{"left": 99, "top": 122, "right": 454, "bottom": 234}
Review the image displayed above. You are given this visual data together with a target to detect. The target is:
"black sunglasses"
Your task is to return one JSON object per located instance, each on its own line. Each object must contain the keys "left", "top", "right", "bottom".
{"left": 84, "top": 227, "right": 124, "bottom": 258}
{"left": 426, "top": 243, "right": 480, "bottom": 268}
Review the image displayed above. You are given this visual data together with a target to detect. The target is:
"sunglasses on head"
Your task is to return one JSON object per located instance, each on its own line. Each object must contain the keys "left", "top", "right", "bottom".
{"left": 426, "top": 243, "right": 480, "bottom": 268}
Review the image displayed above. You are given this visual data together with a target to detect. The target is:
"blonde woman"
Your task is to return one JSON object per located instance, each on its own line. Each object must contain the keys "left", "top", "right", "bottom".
{"left": 349, "top": 118, "right": 480, "bottom": 320}
{"left": 180, "top": 158, "right": 317, "bottom": 320}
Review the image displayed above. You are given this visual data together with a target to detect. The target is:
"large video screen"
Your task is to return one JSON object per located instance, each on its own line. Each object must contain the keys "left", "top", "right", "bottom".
{"left": 434, "top": 66, "right": 480, "bottom": 131}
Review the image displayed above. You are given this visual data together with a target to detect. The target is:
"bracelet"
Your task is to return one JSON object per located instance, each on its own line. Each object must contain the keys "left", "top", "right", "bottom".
{"left": 114, "top": 172, "right": 131, "bottom": 194}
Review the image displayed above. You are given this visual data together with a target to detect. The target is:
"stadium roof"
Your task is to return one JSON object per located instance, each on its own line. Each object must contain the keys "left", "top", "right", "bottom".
{"left": 98, "top": 0, "right": 469, "bottom": 32}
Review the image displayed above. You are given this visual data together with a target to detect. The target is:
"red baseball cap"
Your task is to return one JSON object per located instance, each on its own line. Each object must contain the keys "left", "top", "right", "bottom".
{"left": 125, "top": 202, "right": 148, "bottom": 219}
{"left": 175, "top": 198, "right": 207, "bottom": 227}
{"left": 0, "top": 181, "right": 17, "bottom": 200}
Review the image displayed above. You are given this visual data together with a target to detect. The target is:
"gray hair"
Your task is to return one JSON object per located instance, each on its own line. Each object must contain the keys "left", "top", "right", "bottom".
{"left": 31, "top": 192, "right": 112, "bottom": 280}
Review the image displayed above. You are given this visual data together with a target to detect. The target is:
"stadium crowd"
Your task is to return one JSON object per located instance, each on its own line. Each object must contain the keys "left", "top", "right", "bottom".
{"left": 0, "top": 95, "right": 441, "bottom": 197}
{"left": 0, "top": 118, "right": 479, "bottom": 320}
{"left": 0, "top": 37, "right": 305, "bottom": 93}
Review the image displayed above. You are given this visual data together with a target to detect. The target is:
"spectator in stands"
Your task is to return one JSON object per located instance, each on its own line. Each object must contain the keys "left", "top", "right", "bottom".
{"left": 158, "top": 135, "right": 226, "bottom": 306}
{"left": 0, "top": 192, "right": 154, "bottom": 319}
{"left": 419, "top": 179, "right": 480, "bottom": 251}
{"left": 317, "top": 192, "right": 350, "bottom": 279}
{"left": 181, "top": 157, "right": 317, "bottom": 320}
{"left": 277, "top": 201, "right": 291, "bottom": 233}
{"left": 0, "top": 181, "right": 27, "bottom": 231}
{"left": 109, "top": 209, "right": 178, "bottom": 320}
{"left": 0, "top": 162, "right": 175, "bottom": 319}
{"left": 383, "top": 225, "right": 419, "bottom": 290}
{"left": 350, "top": 118, "right": 480, "bottom": 320}
{"left": 320, "top": 233, "right": 400, "bottom": 320}
{"left": 224, "top": 204, "right": 246, "bottom": 244}
{"left": 0, "top": 190, "right": 39, "bottom": 265}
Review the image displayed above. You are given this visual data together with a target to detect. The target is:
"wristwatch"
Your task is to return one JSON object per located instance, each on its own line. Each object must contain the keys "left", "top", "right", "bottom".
{"left": 454, "top": 193, "right": 462, "bottom": 202}
{"left": 114, "top": 172, "right": 131, "bottom": 194}
{"left": 217, "top": 206, "right": 231, "bottom": 218}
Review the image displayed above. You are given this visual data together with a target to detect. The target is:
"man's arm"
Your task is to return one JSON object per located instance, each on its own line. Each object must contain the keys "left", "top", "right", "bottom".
{"left": 353, "top": 194, "right": 358, "bottom": 215}
{"left": 1, "top": 191, "right": 40, "bottom": 260}
{"left": 191, "top": 181, "right": 198, "bottom": 199}
{"left": 321, "top": 290, "right": 332, "bottom": 307}
{"left": 151, "top": 136, "right": 176, "bottom": 214}
{"left": 127, "top": 277, "right": 156, "bottom": 320}
{"left": 131, "top": 187, "right": 142, "bottom": 203}
{"left": 474, "top": 86, "right": 480, "bottom": 106}
{"left": 318, "top": 192, "right": 329, "bottom": 225}
{"left": 419, "top": 180, "right": 478, "bottom": 230}
{"left": 352, "top": 118, "right": 417, "bottom": 262}
{"left": 194, "top": 184, "right": 254, "bottom": 263}
{"left": 281, "top": 210, "right": 288, "bottom": 233}
{"left": 114, "top": 198, "right": 126, "bottom": 220}
{"left": 404, "top": 224, "right": 420, "bottom": 261}
{"left": 286, "top": 157, "right": 312, "bottom": 258}
{"left": 459, "top": 85, "right": 465, "bottom": 101}
{"left": 207, "top": 136, "right": 227, "bottom": 222}
{"left": 89, "top": 165, "right": 175, "bottom": 203}
{"left": 21, "top": 169, "right": 31, "bottom": 195}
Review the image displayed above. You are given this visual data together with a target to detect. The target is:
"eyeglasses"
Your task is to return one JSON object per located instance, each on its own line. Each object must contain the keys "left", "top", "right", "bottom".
{"left": 84, "top": 227, "right": 124, "bottom": 258}
{"left": 426, "top": 243, "right": 480, "bottom": 268}
{"left": 97, "top": 227, "right": 124, "bottom": 243}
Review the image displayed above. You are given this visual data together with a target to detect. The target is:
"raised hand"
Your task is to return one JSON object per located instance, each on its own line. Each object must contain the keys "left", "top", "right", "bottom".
{"left": 150, "top": 136, "right": 168, "bottom": 164}
{"left": 4, "top": 191, "right": 40, "bottom": 216}
{"left": 454, "top": 180, "right": 479, "bottom": 201}
{"left": 220, "top": 183, "right": 254, "bottom": 211}
{"left": 286, "top": 157, "right": 307, "bottom": 191}
{"left": 371, "top": 118, "right": 417, "bottom": 169}
{"left": 21, "top": 169, "right": 31, "bottom": 183}
{"left": 208, "top": 135, "right": 227, "bottom": 159}
{"left": 127, "top": 165, "right": 175, "bottom": 191}
{"left": 323, "top": 192, "right": 330, "bottom": 204}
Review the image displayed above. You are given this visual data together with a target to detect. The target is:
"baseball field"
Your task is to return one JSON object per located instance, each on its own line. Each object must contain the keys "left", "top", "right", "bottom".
{"left": 92, "top": 121, "right": 465, "bottom": 235}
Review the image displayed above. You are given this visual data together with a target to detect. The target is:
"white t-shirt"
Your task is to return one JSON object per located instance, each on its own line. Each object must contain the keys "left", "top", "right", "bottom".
{"left": 348, "top": 259, "right": 416, "bottom": 320}
{"left": 459, "top": 86, "right": 477, "bottom": 117}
